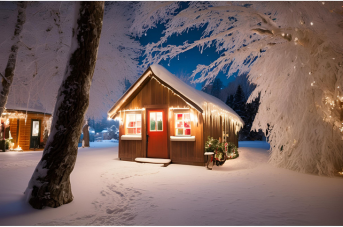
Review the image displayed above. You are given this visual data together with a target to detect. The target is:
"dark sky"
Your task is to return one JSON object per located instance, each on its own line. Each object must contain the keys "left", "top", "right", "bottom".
{"left": 137, "top": 23, "right": 238, "bottom": 90}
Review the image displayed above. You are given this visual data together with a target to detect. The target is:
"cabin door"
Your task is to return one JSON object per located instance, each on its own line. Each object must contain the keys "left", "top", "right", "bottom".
{"left": 147, "top": 109, "right": 168, "bottom": 158}
{"left": 30, "top": 119, "right": 40, "bottom": 149}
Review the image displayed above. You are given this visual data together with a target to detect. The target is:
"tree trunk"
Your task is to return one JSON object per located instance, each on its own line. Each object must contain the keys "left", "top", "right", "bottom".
{"left": 0, "top": 2, "right": 27, "bottom": 116}
{"left": 82, "top": 121, "right": 90, "bottom": 147}
{"left": 25, "top": 1, "right": 104, "bottom": 209}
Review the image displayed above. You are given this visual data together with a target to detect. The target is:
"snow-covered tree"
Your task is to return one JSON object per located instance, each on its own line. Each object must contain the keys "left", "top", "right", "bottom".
{"left": 0, "top": 2, "right": 141, "bottom": 118}
{"left": 232, "top": 85, "right": 246, "bottom": 117}
{"left": 211, "top": 77, "right": 223, "bottom": 98}
{"left": 0, "top": 2, "right": 27, "bottom": 115}
{"left": 25, "top": 2, "right": 104, "bottom": 209}
{"left": 89, "top": 2, "right": 142, "bottom": 117}
{"left": 0, "top": 2, "right": 75, "bottom": 114}
{"left": 241, "top": 93, "right": 262, "bottom": 141}
{"left": 226, "top": 94, "right": 234, "bottom": 107}
{"left": 220, "top": 73, "right": 255, "bottom": 102}
{"left": 131, "top": 2, "right": 343, "bottom": 176}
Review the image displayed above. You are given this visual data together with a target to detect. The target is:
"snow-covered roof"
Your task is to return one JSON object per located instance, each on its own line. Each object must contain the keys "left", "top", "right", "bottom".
{"left": 150, "top": 65, "right": 243, "bottom": 124}
{"left": 108, "top": 64, "right": 243, "bottom": 125}
{"left": 4, "top": 103, "right": 52, "bottom": 115}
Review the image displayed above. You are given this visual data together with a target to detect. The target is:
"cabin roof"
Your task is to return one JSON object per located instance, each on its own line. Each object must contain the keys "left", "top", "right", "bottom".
{"left": 108, "top": 64, "right": 244, "bottom": 125}
{"left": 4, "top": 103, "right": 52, "bottom": 115}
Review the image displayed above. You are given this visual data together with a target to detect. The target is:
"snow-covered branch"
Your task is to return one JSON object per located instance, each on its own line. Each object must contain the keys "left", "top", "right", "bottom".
{"left": 132, "top": 1, "right": 343, "bottom": 175}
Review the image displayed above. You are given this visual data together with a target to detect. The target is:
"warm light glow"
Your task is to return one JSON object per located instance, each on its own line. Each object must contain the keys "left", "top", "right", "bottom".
{"left": 123, "top": 109, "right": 145, "bottom": 112}
{"left": 310, "top": 22, "right": 313, "bottom": 26}
{"left": 169, "top": 107, "right": 190, "bottom": 110}
{"left": 13, "top": 145, "right": 22, "bottom": 151}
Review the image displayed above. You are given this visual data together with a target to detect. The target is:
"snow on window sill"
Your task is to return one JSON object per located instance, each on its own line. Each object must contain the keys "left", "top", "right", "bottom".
{"left": 170, "top": 136, "right": 195, "bottom": 141}
{"left": 121, "top": 135, "right": 142, "bottom": 140}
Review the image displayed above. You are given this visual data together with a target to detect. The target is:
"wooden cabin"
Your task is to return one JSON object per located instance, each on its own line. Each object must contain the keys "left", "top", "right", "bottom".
{"left": 1, "top": 108, "right": 52, "bottom": 151}
{"left": 108, "top": 64, "right": 244, "bottom": 166}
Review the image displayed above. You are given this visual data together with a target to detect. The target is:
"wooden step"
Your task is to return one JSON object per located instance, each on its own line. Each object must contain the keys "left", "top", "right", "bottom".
{"left": 135, "top": 157, "right": 171, "bottom": 167}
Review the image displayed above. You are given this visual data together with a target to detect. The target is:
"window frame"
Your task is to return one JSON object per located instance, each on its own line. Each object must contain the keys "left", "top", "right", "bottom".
{"left": 149, "top": 112, "right": 163, "bottom": 132}
{"left": 174, "top": 112, "right": 191, "bottom": 136}
{"left": 125, "top": 113, "right": 142, "bottom": 135}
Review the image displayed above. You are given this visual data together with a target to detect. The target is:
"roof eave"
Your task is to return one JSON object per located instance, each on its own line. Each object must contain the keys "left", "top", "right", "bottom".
{"left": 108, "top": 67, "right": 153, "bottom": 119}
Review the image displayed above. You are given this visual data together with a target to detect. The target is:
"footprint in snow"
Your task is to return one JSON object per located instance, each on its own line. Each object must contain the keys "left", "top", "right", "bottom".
{"left": 106, "top": 208, "right": 126, "bottom": 214}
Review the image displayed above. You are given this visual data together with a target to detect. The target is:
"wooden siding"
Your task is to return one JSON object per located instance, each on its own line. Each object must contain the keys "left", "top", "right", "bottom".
{"left": 118, "top": 76, "right": 205, "bottom": 165}
{"left": 201, "top": 103, "right": 238, "bottom": 147}
{"left": 117, "top": 72, "right": 239, "bottom": 165}
{"left": 8, "top": 113, "right": 51, "bottom": 151}
{"left": 169, "top": 109, "right": 204, "bottom": 164}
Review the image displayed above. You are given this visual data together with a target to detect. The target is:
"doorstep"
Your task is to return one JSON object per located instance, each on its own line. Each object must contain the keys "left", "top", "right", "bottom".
{"left": 135, "top": 157, "right": 171, "bottom": 167}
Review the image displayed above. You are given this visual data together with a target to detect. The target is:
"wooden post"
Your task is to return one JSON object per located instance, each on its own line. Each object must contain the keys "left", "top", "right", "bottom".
{"left": 82, "top": 121, "right": 89, "bottom": 147}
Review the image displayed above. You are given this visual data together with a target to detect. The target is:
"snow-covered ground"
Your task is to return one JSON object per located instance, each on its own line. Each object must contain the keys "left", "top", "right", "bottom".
{"left": 0, "top": 140, "right": 342, "bottom": 225}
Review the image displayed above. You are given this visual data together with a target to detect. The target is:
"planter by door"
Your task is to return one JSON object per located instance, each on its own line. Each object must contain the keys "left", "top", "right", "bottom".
{"left": 147, "top": 109, "right": 168, "bottom": 158}
{"left": 30, "top": 119, "right": 41, "bottom": 149}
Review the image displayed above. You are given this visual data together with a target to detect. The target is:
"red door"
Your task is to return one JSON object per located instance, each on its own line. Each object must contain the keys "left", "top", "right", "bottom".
{"left": 147, "top": 109, "right": 168, "bottom": 158}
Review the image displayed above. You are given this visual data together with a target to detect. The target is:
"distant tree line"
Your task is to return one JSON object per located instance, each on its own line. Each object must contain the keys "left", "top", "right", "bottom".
{"left": 202, "top": 78, "right": 264, "bottom": 141}
{"left": 87, "top": 116, "right": 119, "bottom": 140}
{"left": 226, "top": 85, "right": 264, "bottom": 141}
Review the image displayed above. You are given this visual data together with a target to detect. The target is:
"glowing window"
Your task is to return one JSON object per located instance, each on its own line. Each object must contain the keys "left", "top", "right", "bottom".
{"left": 126, "top": 114, "right": 141, "bottom": 134}
{"left": 32, "top": 121, "right": 39, "bottom": 137}
{"left": 175, "top": 113, "right": 191, "bottom": 136}
{"left": 150, "top": 112, "right": 163, "bottom": 131}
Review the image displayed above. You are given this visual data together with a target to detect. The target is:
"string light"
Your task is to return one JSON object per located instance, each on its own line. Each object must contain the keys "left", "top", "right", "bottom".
{"left": 310, "top": 22, "right": 313, "bottom": 26}
{"left": 109, "top": 71, "right": 244, "bottom": 130}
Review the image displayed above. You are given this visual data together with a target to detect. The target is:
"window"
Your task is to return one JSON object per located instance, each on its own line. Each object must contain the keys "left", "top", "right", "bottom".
{"left": 126, "top": 114, "right": 141, "bottom": 134}
{"left": 32, "top": 121, "right": 39, "bottom": 137}
{"left": 150, "top": 112, "right": 163, "bottom": 131}
{"left": 175, "top": 113, "right": 191, "bottom": 136}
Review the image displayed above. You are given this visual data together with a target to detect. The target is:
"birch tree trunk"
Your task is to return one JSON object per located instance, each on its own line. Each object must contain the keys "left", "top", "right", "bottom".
{"left": 0, "top": 2, "right": 27, "bottom": 116}
{"left": 25, "top": 1, "right": 104, "bottom": 209}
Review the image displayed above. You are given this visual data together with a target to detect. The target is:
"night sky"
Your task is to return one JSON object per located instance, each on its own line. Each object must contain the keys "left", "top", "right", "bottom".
{"left": 137, "top": 23, "right": 238, "bottom": 90}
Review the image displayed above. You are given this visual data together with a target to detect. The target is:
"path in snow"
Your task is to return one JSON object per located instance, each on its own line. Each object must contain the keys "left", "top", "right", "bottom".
{"left": 0, "top": 141, "right": 342, "bottom": 225}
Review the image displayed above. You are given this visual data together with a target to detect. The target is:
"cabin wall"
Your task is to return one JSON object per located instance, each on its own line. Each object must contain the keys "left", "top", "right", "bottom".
{"left": 8, "top": 113, "right": 51, "bottom": 151}
{"left": 202, "top": 105, "right": 239, "bottom": 147}
{"left": 118, "top": 77, "right": 205, "bottom": 165}
{"left": 169, "top": 109, "right": 204, "bottom": 165}
{"left": 118, "top": 110, "right": 145, "bottom": 161}
{"left": 8, "top": 118, "right": 19, "bottom": 147}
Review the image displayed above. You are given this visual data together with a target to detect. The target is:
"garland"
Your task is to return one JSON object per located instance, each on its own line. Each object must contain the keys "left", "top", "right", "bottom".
{"left": 205, "top": 136, "right": 239, "bottom": 166}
